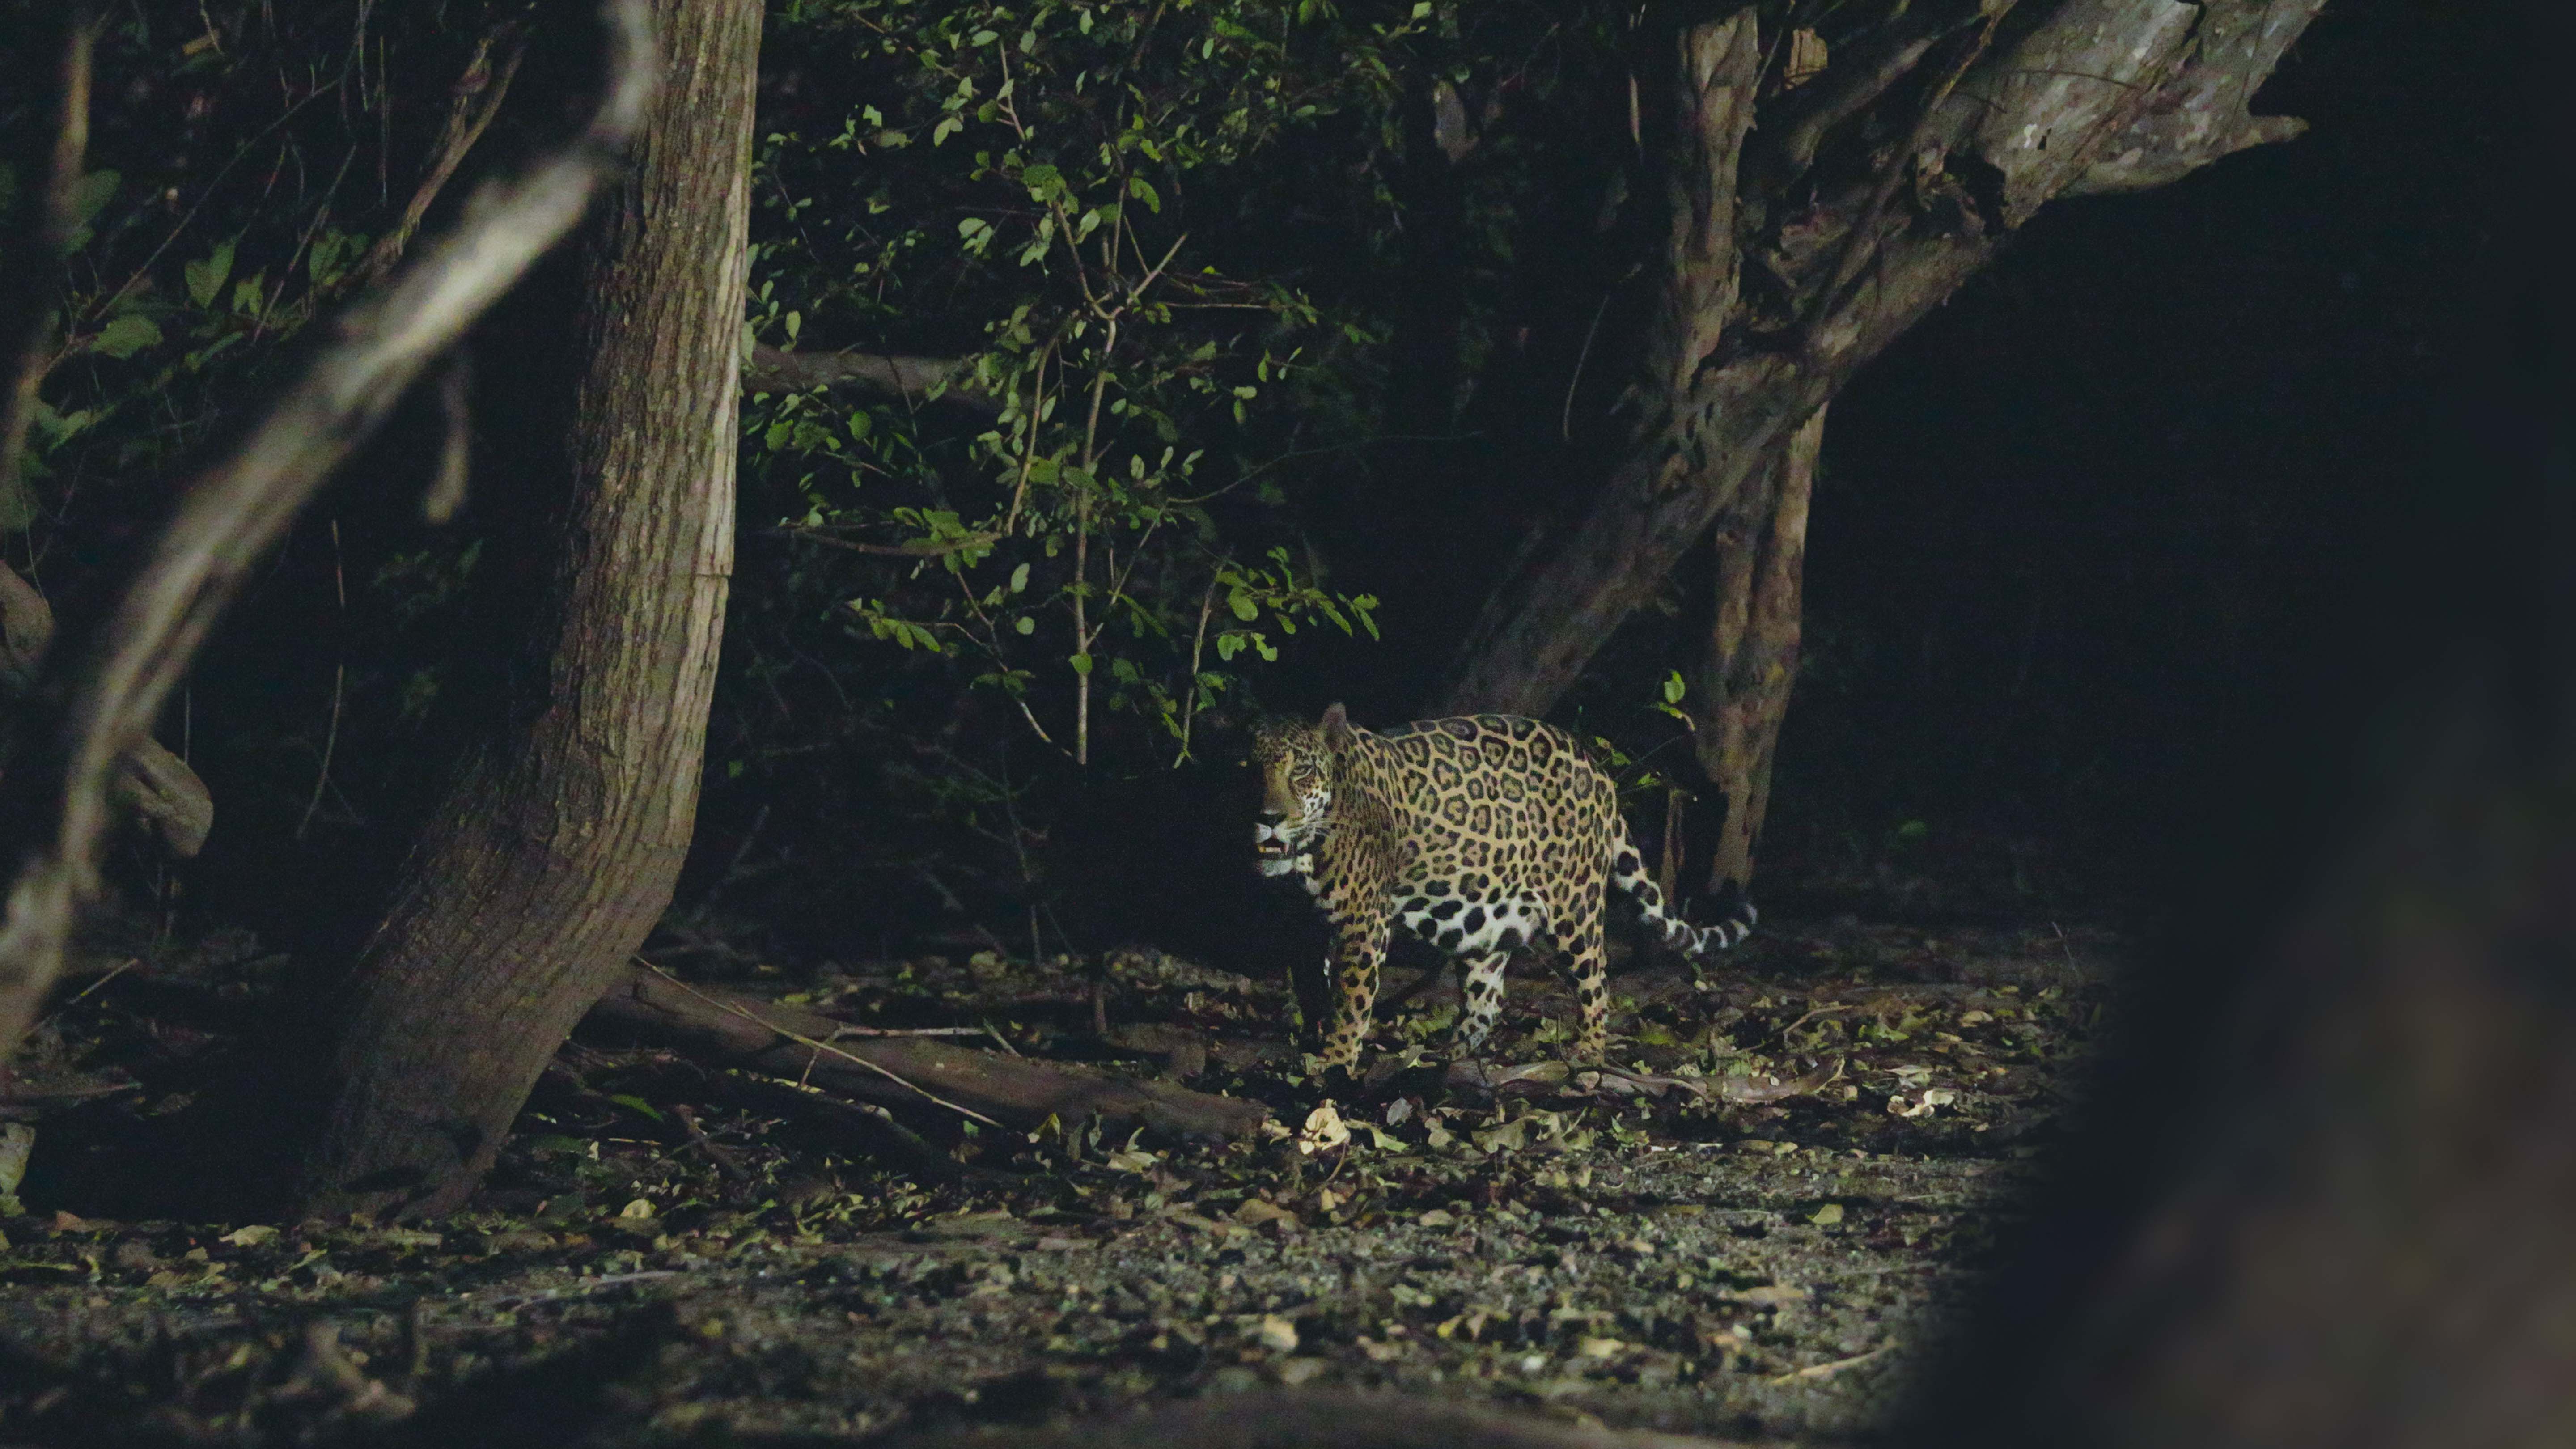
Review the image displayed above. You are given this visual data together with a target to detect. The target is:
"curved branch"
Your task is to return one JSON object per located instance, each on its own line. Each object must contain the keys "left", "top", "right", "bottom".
{"left": 2064, "top": 0, "right": 2328, "bottom": 194}
{"left": 0, "top": 0, "right": 659, "bottom": 1061}
{"left": 742, "top": 342, "right": 997, "bottom": 411}
{"left": 3, "top": 564, "right": 213, "bottom": 859}
{"left": 1758, "top": 1, "right": 1983, "bottom": 187}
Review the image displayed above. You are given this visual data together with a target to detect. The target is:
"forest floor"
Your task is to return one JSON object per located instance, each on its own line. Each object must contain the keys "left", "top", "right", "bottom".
{"left": 0, "top": 913, "right": 2124, "bottom": 1448}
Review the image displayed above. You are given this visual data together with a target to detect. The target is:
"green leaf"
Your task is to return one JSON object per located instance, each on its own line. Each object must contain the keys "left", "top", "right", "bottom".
{"left": 1662, "top": 669, "right": 1686, "bottom": 705}
{"left": 67, "top": 169, "right": 118, "bottom": 234}
{"left": 91, "top": 313, "right": 161, "bottom": 360}
{"left": 1127, "top": 176, "right": 1161, "bottom": 213}
{"left": 1068, "top": 652, "right": 1092, "bottom": 675}
{"left": 609, "top": 1094, "right": 666, "bottom": 1123}
{"left": 185, "top": 239, "right": 236, "bottom": 307}
{"left": 1014, "top": 615, "right": 1036, "bottom": 635}
{"left": 1228, "top": 589, "right": 1258, "bottom": 622}
{"left": 1008, "top": 562, "right": 1030, "bottom": 593}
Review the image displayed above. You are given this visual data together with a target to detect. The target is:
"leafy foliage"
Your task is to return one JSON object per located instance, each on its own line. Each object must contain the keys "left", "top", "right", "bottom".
{"left": 739, "top": 0, "right": 1432, "bottom": 778}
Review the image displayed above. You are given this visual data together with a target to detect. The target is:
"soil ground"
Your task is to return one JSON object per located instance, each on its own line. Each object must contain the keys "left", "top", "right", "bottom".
{"left": 0, "top": 915, "right": 2123, "bottom": 1446}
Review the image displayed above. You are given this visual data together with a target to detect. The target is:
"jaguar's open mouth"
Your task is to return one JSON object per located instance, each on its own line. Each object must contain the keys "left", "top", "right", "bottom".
{"left": 1254, "top": 839, "right": 1289, "bottom": 858}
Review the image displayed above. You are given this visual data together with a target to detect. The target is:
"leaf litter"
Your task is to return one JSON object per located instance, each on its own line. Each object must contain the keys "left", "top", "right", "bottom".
{"left": 0, "top": 916, "right": 2124, "bottom": 1444}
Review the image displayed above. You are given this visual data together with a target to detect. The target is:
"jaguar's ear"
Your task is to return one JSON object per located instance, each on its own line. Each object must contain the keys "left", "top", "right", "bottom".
{"left": 1321, "top": 701, "right": 1354, "bottom": 745}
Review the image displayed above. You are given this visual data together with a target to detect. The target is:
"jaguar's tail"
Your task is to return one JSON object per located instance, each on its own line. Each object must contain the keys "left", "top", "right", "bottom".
{"left": 1609, "top": 828, "right": 1757, "bottom": 961}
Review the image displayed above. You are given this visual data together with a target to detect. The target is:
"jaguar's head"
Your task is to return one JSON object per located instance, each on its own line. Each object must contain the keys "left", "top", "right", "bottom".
{"left": 1249, "top": 703, "right": 1354, "bottom": 877}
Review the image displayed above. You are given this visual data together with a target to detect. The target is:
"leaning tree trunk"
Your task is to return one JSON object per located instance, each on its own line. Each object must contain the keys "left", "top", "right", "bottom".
{"left": 288, "top": 0, "right": 756, "bottom": 1220}
{"left": 1428, "top": 0, "right": 2325, "bottom": 718}
{"left": 1687, "top": 405, "right": 1821, "bottom": 894}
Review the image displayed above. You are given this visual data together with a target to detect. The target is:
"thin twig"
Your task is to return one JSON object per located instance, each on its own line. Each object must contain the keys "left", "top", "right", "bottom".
{"left": 982, "top": 1019, "right": 1024, "bottom": 1058}
{"left": 48, "top": 955, "right": 136, "bottom": 1013}
{"left": 1770, "top": 1339, "right": 1896, "bottom": 1384}
{"left": 351, "top": 20, "right": 531, "bottom": 289}
{"left": 295, "top": 518, "right": 351, "bottom": 839}
{"left": 1001, "top": 342, "right": 1050, "bottom": 535}
{"left": 1174, "top": 571, "right": 1220, "bottom": 766}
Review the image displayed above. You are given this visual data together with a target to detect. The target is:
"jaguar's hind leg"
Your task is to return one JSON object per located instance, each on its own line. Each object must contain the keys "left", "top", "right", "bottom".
{"left": 1552, "top": 908, "right": 1611, "bottom": 1064}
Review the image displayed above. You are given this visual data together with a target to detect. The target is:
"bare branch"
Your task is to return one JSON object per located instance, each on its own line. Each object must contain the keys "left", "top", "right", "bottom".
{"left": 585, "top": 962, "right": 1273, "bottom": 1141}
{"left": 1802, "top": 3, "right": 2016, "bottom": 350}
{"left": 763, "top": 524, "right": 1000, "bottom": 557}
{"left": 1934, "top": 0, "right": 2203, "bottom": 224}
{"left": 741, "top": 342, "right": 998, "bottom": 410}
{"left": 347, "top": 18, "right": 533, "bottom": 289}
{"left": 5, "top": 458, "right": 211, "bottom": 864}
{"left": 2064, "top": 0, "right": 2327, "bottom": 195}
{"left": 1758, "top": 1, "right": 1983, "bottom": 188}
{"left": 0, "top": 0, "right": 660, "bottom": 1061}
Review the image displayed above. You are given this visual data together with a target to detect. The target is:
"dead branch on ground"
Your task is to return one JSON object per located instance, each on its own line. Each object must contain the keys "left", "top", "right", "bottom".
{"left": 584, "top": 962, "right": 1272, "bottom": 1141}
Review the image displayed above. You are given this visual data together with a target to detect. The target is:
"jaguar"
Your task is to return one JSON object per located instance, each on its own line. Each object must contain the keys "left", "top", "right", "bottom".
{"left": 1251, "top": 703, "right": 1755, "bottom": 1069}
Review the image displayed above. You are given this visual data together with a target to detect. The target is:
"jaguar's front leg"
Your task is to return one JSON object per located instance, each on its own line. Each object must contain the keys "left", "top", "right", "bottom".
{"left": 1316, "top": 906, "right": 1392, "bottom": 1073}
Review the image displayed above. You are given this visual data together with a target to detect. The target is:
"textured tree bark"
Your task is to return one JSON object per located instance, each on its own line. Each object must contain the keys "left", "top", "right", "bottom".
{"left": 286, "top": 0, "right": 756, "bottom": 1220}
{"left": 1428, "top": 0, "right": 2327, "bottom": 718}
{"left": 1688, "top": 405, "right": 1820, "bottom": 894}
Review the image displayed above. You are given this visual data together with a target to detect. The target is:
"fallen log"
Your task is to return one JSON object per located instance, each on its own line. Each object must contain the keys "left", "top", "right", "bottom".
{"left": 582, "top": 963, "right": 1272, "bottom": 1141}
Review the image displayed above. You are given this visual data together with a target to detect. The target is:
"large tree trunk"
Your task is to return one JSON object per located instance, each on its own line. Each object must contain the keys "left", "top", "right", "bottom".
{"left": 1428, "top": 0, "right": 2326, "bottom": 718}
{"left": 1687, "top": 405, "right": 1821, "bottom": 894}
{"left": 287, "top": 0, "right": 756, "bottom": 1220}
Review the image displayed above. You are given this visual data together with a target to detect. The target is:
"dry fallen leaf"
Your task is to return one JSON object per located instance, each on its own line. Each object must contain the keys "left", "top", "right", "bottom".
{"left": 1296, "top": 1103, "right": 1350, "bottom": 1155}
{"left": 1234, "top": 1198, "right": 1301, "bottom": 1231}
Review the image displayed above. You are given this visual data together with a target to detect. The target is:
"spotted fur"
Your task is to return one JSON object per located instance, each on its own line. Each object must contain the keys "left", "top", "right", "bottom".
{"left": 1251, "top": 703, "right": 1755, "bottom": 1068}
